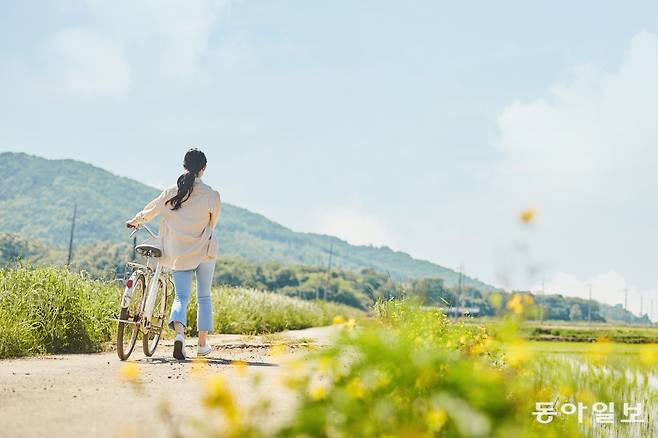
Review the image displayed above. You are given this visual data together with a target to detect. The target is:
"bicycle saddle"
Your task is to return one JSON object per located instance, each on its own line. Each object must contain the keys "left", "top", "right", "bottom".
{"left": 135, "top": 243, "right": 162, "bottom": 258}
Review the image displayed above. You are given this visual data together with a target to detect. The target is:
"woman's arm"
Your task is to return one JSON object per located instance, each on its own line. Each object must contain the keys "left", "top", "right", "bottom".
{"left": 209, "top": 191, "right": 221, "bottom": 228}
{"left": 126, "top": 190, "right": 168, "bottom": 227}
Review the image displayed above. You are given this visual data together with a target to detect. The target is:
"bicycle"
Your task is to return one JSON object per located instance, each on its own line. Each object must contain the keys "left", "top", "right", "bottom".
{"left": 115, "top": 224, "right": 173, "bottom": 361}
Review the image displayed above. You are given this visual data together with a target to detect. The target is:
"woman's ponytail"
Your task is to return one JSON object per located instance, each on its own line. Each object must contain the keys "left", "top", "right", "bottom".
{"left": 166, "top": 148, "right": 207, "bottom": 210}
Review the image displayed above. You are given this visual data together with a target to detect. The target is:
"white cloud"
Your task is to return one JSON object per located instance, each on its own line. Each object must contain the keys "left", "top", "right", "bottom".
{"left": 81, "top": 0, "right": 230, "bottom": 78}
{"left": 47, "top": 28, "right": 130, "bottom": 96}
{"left": 311, "top": 206, "right": 398, "bottom": 248}
{"left": 496, "top": 31, "right": 658, "bottom": 200}
{"left": 489, "top": 31, "right": 658, "bottom": 294}
{"left": 533, "top": 271, "right": 657, "bottom": 320}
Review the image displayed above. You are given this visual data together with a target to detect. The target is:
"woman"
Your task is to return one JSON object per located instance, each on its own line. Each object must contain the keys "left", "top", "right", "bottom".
{"left": 126, "top": 148, "right": 221, "bottom": 360}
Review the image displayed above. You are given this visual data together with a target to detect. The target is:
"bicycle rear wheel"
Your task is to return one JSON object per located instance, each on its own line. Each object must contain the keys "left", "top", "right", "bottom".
{"left": 143, "top": 278, "right": 168, "bottom": 356}
{"left": 117, "top": 274, "right": 146, "bottom": 361}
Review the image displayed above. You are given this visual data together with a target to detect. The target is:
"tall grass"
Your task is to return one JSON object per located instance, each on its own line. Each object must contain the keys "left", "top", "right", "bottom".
{"left": 185, "top": 286, "right": 364, "bottom": 336}
{"left": 0, "top": 265, "right": 363, "bottom": 359}
{"left": 0, "top": 265, "right": 116, "bottom": 358}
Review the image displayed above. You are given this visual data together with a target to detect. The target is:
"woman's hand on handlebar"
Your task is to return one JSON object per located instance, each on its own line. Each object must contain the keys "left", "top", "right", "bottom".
{"left": 126, "top": 220, "right": 139, "bottom": 229}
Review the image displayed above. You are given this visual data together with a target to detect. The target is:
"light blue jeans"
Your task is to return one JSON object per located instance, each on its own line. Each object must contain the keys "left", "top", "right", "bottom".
{"left": 168, "top": 260, "right": 216, "bottom": 332}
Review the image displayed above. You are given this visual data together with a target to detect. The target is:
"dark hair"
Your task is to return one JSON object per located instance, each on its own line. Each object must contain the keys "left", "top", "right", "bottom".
{"left": 166, "top": 148, "right": 207, "bottom": 210}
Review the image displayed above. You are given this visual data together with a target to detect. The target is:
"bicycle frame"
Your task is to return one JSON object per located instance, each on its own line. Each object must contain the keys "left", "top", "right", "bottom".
{"left": 121, "top": 224, "right": 170, "bottom": 331}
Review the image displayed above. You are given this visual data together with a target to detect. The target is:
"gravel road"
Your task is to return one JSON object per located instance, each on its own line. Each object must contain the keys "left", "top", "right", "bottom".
{"left": 0, "top": 326, "right": 339, "bottom": 438}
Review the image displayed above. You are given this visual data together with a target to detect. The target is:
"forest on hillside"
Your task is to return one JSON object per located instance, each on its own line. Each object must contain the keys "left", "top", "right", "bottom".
{"left": 0, "top": 232, "right": 650, "bottom": 324}
{"left": 0, "top": 152, "right": 492, "bottom": 289}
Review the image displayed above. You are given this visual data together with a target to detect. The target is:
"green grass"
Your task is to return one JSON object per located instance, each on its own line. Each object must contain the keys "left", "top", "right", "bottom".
{"left": 0, "top": 265, "right": 116, "bottom": 358}
{"left": 0, "top": 265, "right": 364, "bottom": 359}
{"left": 185, "top": 286, "right": 364, "bottom": 336}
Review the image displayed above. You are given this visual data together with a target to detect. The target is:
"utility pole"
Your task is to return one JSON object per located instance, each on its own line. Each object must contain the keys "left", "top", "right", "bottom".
{"left": 624, "top": 288, "right": 629, "bottom": 325}
{"left": 458, "top": 264, "right": 464, "bottom": 318}
{"left": 587, "top": 284, "right": 592, "bottom": 327}
{"left": 325, "top": 244, "right": 334, "bottom": 301}
{"left": 66, "top": 203, "right": 77, "bottom": 267}
{"left": 540, "top": 278, "right": 545, "bottom": 323}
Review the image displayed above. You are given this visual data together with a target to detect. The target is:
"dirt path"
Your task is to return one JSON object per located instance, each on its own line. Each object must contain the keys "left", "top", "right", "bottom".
{"left": 0, "top": 326, "right": 339, "bottom": 438}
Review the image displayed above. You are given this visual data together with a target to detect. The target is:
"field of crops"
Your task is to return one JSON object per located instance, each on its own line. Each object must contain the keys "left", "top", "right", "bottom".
{"left": 521, "top": 321, "right": 658, "bottom": 343}
{"left": 461, "top": 318, "right": 658, "bottom": 343}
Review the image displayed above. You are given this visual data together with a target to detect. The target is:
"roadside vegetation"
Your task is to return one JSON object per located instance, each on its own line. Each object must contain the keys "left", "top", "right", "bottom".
{"left": 0, "top": 265, "right": 115, "bottom": 358}
{"left": 0, "top": 265, "right": 363, "bottom": 359}
{"left": 183, "top": 299, "right": 658, "bottom": 438}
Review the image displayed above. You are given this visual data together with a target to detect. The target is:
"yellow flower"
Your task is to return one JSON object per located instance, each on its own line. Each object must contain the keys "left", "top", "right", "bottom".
{"left": 231, "top": 360, "right": 249, "bottom": 377}
{"left": 506, "top": 294, "right": 525, "bottom": 314}
{"left": 345, "top": 318, "right": 357, "bottom": 330}
{"left": 558, "top": 384, "right": 573, "bottom": 399}
{"left": 202, "top": 375, "right": 237, "bottom": 420}
{"left": 506, "top": 341, "right": 532, "bottom": 366}
{"left": 414, "top": 370, "right": 435, "bottom": 389}
{"left": 375, "top": 371, "right": 391, "bottom": 389}
{"left": 489, "top": 292, "right": 503, "bottom": 310}
{"left": 332, "top": 315, "right": 346, "bottom": 325}
{"left": 316, "top": 357, "right": 333, "bottom": 373}
{"left": 120, "top": 362, "right": 140, "bottom": 382}
{"left": 640, "top": 344, "right": 658, "bottom": 366}
{"left": 520, "top": 208, "right": 536, "bottom": 224}
{"left": 346, "top": 377, "right": 367, "bottom": 399}
{"left": 309, "top": 383, "right": 327, "bottom": 400}
{"left": 426, "top": 408, "right": 448, "bottom": 431}
{"left": 575, "top": 389, "right": 596, "bottom": 405}
{"left": 191, "top": 358, "right": 208, "bottom": 377}
{"left": 270, "top": 343, "right": 286, "bottom": 357}
{"left": 586, "top": 340, "right": 613, "bottom": 363}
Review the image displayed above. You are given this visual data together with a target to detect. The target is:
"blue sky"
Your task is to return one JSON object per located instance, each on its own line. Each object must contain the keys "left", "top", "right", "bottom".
{"left": 2, "top": 1, "right": 658, "bottom": 318}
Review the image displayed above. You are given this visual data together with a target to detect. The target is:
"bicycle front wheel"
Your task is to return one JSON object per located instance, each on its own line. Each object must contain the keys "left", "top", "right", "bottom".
{"left": 117, "top": 274, "right": 146, "bottom": 361}
{"left": 143, "top": 278, "right": 168, "bottom": 356}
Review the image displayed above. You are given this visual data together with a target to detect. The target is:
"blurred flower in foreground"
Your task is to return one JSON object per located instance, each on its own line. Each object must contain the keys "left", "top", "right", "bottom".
{"left": 120, "top": 362, "right": 140, "bottom": 382}
{"left": 231, "top": 360, "right": 249, "bottom": 377}
{"left": 489, "top": 292, "right": 503, "bottom": 310}
{"left": 426, "top": 408, "right": 448, "bottom": 431}
{"left": 192, "top": 358, "right": 209, "bottom": 377}
{"left": 507, "top": 295, "right": 523, "bottom": 314}
{"left": 203, "top": 375, "right": 238, "bottom": 421}
{"left": 640, "top": 344, "right": 658, "bottom": 366}
{"left": 270, "top": 342, "right": 286, "bottom": 357}
{"left": 333, "top": 315, "right": 346, "bottom": 325}
{"left": 309, "top": 383, "right": 327, "bottom": 400}
{"left": 519, "top": 208, "right": 535, "bottom": 224}
{"left": 506, "top": 341, "right": 532, "bottom": 366}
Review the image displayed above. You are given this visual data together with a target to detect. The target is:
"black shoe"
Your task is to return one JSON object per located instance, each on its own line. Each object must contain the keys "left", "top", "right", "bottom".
{"left": 173, "top": 334, "right": 186, "bottom": 360}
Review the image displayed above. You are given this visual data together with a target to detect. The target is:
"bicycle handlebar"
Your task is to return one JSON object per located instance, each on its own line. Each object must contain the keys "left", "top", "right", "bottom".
{"left": 128, "top": 223, "right": 158, "bottom": 239}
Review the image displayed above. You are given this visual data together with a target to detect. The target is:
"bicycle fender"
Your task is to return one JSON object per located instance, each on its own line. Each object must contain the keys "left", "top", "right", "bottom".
{"left": 121, "top": 272, "right": 138, "bottom": 308}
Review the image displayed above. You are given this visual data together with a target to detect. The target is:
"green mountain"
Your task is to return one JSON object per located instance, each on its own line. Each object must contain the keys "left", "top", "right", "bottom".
{"left": 0, "top": 152, "right": 492, "bottom": 289}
